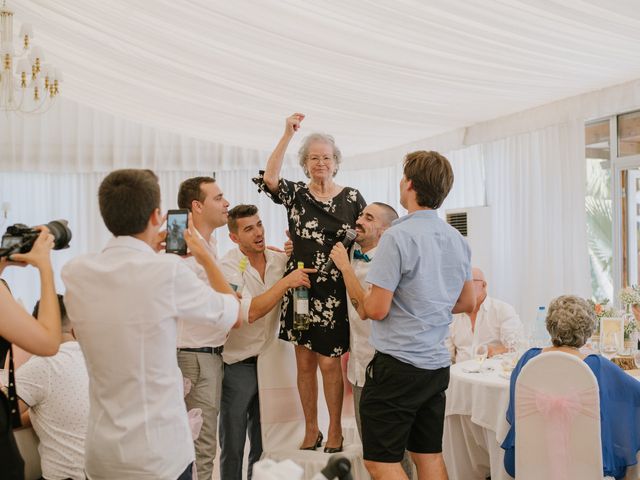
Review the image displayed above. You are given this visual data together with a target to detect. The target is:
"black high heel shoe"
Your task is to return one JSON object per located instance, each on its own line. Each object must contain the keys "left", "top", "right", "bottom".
{"left": 323, "top": 435, "right": 344, "bottom": 453}
{"left": 300, "top": 431, "right": 323, "bottom": 450}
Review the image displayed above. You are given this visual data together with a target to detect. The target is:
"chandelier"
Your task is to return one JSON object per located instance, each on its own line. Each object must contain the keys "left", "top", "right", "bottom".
{"left": 0, "top": 0, "right": 61, "bottom": 113}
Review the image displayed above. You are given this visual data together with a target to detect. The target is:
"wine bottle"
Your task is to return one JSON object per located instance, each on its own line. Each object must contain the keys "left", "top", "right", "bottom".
{"left": 293, "top": 261, "right": 310, "bottom": 330}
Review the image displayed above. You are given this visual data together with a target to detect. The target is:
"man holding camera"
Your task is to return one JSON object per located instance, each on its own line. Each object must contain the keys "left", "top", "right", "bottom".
{"left": 62, "top": 169, "right": 240, "bottom": 480}
{"left": 175, "top": 175, "right": 232, "bottom": 480}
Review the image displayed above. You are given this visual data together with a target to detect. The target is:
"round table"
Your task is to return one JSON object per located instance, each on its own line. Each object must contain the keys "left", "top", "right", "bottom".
{"left": 443, "top": 358, "right": 512, "bottom": 480}
{"left": 443, "top": 357, "right": 640, "bottom": 480}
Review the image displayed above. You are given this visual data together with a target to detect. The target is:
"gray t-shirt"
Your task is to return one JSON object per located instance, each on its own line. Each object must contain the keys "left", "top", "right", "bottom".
{"left": 366, "top": 209, "right": 472, "bottom": 369}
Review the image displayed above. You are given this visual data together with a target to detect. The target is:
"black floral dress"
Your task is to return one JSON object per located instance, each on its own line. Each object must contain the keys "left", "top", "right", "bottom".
{"left": 253, "top": 172, "right": 366, "bottom": 357}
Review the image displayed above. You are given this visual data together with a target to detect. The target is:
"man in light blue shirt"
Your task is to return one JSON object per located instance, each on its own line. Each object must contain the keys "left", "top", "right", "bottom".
{"left": 361, "top": 150, "right": 475, "bottom": 480}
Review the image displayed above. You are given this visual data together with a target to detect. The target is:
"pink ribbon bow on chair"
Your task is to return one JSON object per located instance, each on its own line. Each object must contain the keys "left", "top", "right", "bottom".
{"left": 517, "top": 384, "right": 599, "bottom": 480}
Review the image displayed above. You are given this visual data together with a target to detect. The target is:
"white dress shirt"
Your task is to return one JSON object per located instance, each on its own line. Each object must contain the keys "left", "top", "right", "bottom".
{"left": 62, "top": 236, "right": 238, "bottom": 480}
{"left": 347, "top": 244, "right": 377, "bottom": 387}
{"left": 176, "top": 228, "right": 228, "bottom": 348}
{"left": 220, "top": 247, "right": 287, "bottom": 364}
{"left": 16, "top": 341, "right": 89, "bottom": 480}
{"left": 447, "top": 296, "right": 522, "bottom": 363}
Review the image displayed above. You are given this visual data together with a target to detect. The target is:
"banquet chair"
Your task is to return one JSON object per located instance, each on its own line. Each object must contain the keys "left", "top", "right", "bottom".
{"left": 257, "top": 339, "right": 368, "bottom": 479}
{"left": 514, "top": 351, "right": 604, "bottom": 480}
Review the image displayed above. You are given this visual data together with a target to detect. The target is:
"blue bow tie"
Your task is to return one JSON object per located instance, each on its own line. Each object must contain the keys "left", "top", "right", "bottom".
{"left": 353, "top": 249, "right": 371, "bottom": 262}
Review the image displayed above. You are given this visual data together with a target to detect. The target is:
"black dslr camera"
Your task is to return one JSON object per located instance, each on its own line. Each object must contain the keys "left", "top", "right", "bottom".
{"left": 0, "top": 220, "right": 72, "bottom": 259}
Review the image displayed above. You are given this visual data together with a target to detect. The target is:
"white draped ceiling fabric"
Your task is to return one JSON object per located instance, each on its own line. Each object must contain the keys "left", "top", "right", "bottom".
{"left": 3, "top": 1, "right": 640, "bottom": 321}
{"left": 6, "top": 0, "right": 640, "bottom": 157}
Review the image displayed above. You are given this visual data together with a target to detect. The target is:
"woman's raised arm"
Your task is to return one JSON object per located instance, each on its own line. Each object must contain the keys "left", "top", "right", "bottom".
{"left": 263, "top": 113, "right": 305, "bottom": 193}
{"left": 0, "top": 230, "right": 61, "bottom": 356}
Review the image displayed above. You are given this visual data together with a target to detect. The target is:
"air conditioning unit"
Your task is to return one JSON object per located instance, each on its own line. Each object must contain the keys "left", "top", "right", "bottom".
{"left": 446, "top": 206, "right": 492, "bottom": 280}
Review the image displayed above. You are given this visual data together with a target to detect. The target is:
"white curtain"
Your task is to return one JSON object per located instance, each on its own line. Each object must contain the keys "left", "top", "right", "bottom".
{"left": 9, "top": 1, "right": 640, "bottom": 156}
{"left": 0, "top": 151, "right": 484, "bottom": 310}
{"left": 1, "top": 109, "right": 591, "bottom": 331}
{"left": 441, "top": 145, "right": 486, "bottom": 212}
{"left": 0, "top": 99, "right": 297, "bottom": 173}
{"left": 483, "top": 120, "right": 590, "bottom": 327}
{"left": 0, "top": 168, "right": 293, "bottom": 309}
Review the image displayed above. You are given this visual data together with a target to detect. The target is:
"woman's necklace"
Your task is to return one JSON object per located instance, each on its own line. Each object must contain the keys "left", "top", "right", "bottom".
{"left": 309, "top": 183, "right": 335, "bottom": 200}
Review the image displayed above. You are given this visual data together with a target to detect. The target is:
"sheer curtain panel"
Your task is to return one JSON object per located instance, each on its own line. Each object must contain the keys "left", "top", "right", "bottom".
{"left": 483, "top": 121, "right": 590, "bottom": 327}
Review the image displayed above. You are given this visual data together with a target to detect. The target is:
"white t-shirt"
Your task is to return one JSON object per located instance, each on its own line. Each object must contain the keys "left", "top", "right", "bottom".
{"left": 16, "top": 341, "right": 89, "bottom": 480}
{"left": 62, "top": 235, "right": 238, "bottom": 480}
{"left": 346, "top": 244, "right": 376, "bottom": 387}
{"left": 447, "top": 296, "right": 523, "bottom": 363}
{"left": 220, "top": 247, "right": 287, "bottom": 364}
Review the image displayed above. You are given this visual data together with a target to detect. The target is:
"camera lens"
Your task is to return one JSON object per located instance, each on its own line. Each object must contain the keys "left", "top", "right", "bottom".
{"left": 46, "top": 220, "right": 72, "bottom": 250}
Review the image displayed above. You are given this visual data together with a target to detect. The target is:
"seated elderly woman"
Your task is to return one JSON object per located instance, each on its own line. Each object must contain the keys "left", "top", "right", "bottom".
{"left": 501, "top": 295, "right": 640, "bottom": 480}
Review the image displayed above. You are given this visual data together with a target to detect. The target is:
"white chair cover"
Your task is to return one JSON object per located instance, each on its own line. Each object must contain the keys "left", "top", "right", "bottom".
{"left": 257, "top": 339, "right": 369, "bottom": 479}
{"left": 514, "top": 351, "right": 602, "bottom": 480}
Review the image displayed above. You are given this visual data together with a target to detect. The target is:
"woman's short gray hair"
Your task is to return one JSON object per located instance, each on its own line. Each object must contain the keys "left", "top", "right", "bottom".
{"left": 546, "top": 295, "right": 596, "bottom": 348}
{"left": 298, "top": 133, "right": 342, "bottom": 178}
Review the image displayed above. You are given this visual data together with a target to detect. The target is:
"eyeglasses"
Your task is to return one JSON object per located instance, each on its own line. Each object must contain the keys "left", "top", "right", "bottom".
{"left": 307, "top": 155, "right": 335, "bottom": 164}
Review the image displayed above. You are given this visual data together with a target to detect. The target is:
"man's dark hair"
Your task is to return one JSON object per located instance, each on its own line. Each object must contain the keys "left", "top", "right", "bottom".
{"left": 371, "top": 202, "right": 399, "bottom": 227}
{"left": 33, "top": 294, "right": 71, "bottom": 333}
{"left": 33, "top": 293, "right": 66, "bottom": 319}
{"left": 403, "top": 150, "right": 454, "bottom": 209}
{"left": 98, "top": 169, "right": 160, "bottom": 236}
{"left": 227, "top": 204, "right": 259, "bottom": 234}
{"left": 177, "top": 176, "right": 216, "bottom": 211}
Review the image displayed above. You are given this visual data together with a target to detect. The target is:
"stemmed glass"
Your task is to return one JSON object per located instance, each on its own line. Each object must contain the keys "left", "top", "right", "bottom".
{"left": 634, "top": 349, "right": 640, "bottom": 370}
{"left": 474, "top": 344, "right": 488, "bottom": 370}
{"left": 504, "top": 330, "right": 521, "bottom": 354}
{"left": 600, "top": 331, "right": 620, "bottom": 360}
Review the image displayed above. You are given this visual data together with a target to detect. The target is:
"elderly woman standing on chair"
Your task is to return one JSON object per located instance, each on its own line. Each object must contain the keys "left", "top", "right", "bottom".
{"left": 253, "top": 113, "right": 365, "bottom": 453}
{"left": 501, "top": 295, "right": 640, "bottom": 480}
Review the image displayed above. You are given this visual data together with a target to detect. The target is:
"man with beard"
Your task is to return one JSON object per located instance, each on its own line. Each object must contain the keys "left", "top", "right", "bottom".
{"left": 219, "top": 204, "right": 315, "bottom": 480}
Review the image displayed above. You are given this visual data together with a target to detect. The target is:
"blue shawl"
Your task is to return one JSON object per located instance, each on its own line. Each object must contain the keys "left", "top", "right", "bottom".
{"left": 501, "top": 348, "right": 640, "bottom": 480}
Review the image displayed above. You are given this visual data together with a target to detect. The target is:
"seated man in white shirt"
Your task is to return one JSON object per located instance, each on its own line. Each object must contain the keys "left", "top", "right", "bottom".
{"left": 447, "top": 267, "right": 522, "bottom": 363}
{"left": 62, "top": 169, "right": 240, "bottom": 480}
{"left": 219, "top": 204, "right": 315, "bottom": 480}
{"left": 16, "top": 294, "right": 89, "bottom": 480}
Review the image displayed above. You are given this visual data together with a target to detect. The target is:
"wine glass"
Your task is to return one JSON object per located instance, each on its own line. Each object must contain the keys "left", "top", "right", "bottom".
{"left": 504, "top": 331, "right": 520, "bottom": 354}
{"left": 474, "top": 344, "right": 488, "bottom": 370}
{"left": 600, "top": 331, "right": 620, "bottom": 360}
{"left": 634, "top": 349, "right": 640, "bottom": 370}
{"left": 516, "top": 338, "right": 530, "bottom": 357}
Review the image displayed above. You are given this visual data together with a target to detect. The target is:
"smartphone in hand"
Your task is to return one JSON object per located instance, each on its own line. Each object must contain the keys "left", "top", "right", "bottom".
{"left": 165, "top": 209, "right": 189, "bottom": 255}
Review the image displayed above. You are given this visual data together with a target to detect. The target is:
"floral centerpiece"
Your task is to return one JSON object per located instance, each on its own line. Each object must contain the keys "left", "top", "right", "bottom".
{"left": 587, "top": 298, "right": 620, "bottom": 335}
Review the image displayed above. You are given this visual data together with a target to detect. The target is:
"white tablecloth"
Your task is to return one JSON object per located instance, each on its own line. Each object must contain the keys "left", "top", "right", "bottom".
{"left": 258, "top": 339, "right": 370, "bottom": 479}
{"left": 443, "top": 358, "right": 640, "bottom": 480}
{"left": 443, "top": 358, "right": 512, "bottom": 480}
